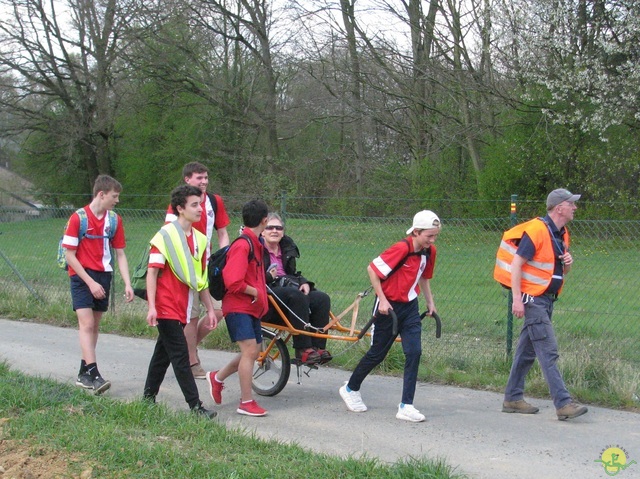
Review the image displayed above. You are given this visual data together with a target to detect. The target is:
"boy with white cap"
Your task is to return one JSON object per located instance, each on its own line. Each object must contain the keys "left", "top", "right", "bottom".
{"left": 339, "top": 210, "right": 440, "bottom": 422}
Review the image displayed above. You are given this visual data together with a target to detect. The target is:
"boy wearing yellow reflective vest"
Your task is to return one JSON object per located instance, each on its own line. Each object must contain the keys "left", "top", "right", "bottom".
{"left": 494, "top": 188, "right": 588, "bottom": 421}
{"left": 143, "top": 185, "right": 218, "bottom": 418}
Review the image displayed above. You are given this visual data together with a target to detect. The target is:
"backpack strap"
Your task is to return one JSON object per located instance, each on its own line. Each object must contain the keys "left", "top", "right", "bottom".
{"left": 207, "top": 193, "right": 219, "bottom": 230}
{"left": 384, "top": 239, "right": 430, "bottom": 281}
{"left": 106, "top": 210, "right": 118, "bottom": 240}
{"left": 238, "top": 234, "right": 254, "bottom": 262}
{"left": 77, "top": 208, "right": 118, "bottom": 241}
{"left": 537, "top": 216, "right": 566, "bottom": 256}
{"left": 76, "top": 208, "right": 88, "bottom": 239}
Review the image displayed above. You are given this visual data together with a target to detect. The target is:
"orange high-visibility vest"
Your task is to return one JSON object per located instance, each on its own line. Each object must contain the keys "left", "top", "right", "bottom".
{"left": 493, "top": 218, "right": 570, "bottom": 296}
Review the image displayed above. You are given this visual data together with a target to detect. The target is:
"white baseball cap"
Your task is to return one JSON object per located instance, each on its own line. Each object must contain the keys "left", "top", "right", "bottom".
{"left": 406, "top": 210, "right": 441, "bottom": 235}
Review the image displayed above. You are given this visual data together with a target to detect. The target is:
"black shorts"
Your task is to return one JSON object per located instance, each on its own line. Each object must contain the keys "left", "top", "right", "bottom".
{"left": 70, "top": 269, "right": 112, "bottom": 312}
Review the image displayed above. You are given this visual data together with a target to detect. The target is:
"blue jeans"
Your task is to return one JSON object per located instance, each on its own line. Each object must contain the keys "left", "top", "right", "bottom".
{"left": 504, "top": 294, "right": 571, "bottom": 409}
{"left": 347, "top": 299, "right": 422, "bottom": 405}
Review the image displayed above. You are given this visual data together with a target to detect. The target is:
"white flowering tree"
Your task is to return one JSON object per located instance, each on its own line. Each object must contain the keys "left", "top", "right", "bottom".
{"left": 494, "top": 0, "right": 640, "bottom": 135}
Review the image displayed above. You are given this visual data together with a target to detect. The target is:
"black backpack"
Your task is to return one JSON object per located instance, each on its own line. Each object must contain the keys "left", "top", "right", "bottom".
{"left": 208, "top": 234, "right": 254, "bottom": 300}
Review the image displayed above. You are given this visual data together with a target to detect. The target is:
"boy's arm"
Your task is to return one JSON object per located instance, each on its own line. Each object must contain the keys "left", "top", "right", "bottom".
{"left": 223, "top": 242, "right": 255, "bottom": 300}
{"left": 216, "top": 226, "right": 230, "bottom": 249}
{"left": 367, "top": 265, "right": 391, "bottom": 315}
{"left": 114, "top": 248, "right": 134, "bottom": 302}
{"left": 146, "top": 267, "right": 159, "bottom": 326}
{"left": 418, "top": 277, "right": 436, "bottom": 314}
{"left": 65, "top": 249, "right": 106, "bottom": 299}
{"left": 199, "top": 289, "right": 219, "bottom": 330}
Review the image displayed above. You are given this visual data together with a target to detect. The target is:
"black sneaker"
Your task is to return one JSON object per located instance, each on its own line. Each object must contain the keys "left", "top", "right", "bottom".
{"left": 75, "top": 373, "right": 94, "bottom": 390}
{"left": 191, "top": 403, "right": 217, "bottom": 419}
{"left": 92, "top": 376, "right": 112, "bottom": 395}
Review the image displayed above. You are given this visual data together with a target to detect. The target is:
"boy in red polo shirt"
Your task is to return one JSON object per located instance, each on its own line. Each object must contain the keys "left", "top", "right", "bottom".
{"left": 339, "top": 210, "right": 441, "bottom": 422}
{"left": 63, "top": 175, "right": 134, "bottom": 395}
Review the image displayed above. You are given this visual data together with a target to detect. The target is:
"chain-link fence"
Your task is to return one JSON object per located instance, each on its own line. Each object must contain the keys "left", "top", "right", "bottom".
{"left": 0, "top": 197, "right": 638, "bottom": 396}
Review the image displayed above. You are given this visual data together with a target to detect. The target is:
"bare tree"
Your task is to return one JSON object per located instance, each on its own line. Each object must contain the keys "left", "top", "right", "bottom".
{"left": 338, "top": 0, "right": 365, "bottom": 193}
{"left": 184, "top": 0, "right": 283, "bottom": 160}
{"left": 0, "top": 0, "right": 142, "bottom": 188}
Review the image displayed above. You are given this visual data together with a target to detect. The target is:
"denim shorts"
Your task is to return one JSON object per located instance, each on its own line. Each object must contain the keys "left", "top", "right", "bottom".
{"left": 70, "top": 269, "right": 112, "bottom": 312}
{"left": 225, "top": 313, "right": 263, "bottom": 343}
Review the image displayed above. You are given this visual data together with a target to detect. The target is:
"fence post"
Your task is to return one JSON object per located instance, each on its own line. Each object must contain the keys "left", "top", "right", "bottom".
{"left": 506, "top": 194, "right": 518, "bottom": 357}
{"left": 280, "top": 191, "right": 287, "bottom": 222}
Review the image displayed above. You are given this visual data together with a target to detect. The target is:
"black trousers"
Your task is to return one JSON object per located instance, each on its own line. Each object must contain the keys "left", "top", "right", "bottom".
{"left": 143, "top": 318, "right": 200, "bottom": 409}
{"left": 265, "top": 287, "right": 331, "bottom": 350}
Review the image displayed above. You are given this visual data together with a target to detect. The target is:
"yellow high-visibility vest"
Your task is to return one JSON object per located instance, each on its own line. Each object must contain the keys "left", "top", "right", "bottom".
{"left": 150, "top": 221, "right": 209, "bottom": 291}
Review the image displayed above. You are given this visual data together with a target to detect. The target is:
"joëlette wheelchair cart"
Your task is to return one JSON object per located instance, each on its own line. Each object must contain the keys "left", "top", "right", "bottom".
{"left": 252, "top": 286, "right": 442, "bottom": 396}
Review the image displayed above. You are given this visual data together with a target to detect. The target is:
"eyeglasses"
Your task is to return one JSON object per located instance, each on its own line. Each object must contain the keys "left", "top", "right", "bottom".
{"left": 265, "top": 225, "right": 284, "bottom": 231}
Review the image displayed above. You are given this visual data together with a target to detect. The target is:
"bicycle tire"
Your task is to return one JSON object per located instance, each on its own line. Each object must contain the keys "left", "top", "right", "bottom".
{"left": 252, "top": 328, "right": 291, "bottom": 396}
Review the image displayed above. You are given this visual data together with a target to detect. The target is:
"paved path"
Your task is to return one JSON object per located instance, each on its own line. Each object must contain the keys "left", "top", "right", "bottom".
{"left": 1, "top": 318, "right": 638, "bottom": 479}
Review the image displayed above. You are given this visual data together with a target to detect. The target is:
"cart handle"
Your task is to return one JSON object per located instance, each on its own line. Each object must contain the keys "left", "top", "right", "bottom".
{"left": 357, "top": 309, "right": 398, "bottom": 340}
{"left": 420, "top": 311, "right": 442, "bottom": 338}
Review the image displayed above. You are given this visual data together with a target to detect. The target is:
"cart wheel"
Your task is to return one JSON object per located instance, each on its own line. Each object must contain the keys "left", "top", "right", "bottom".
{"left": 252, "top": 328, "right": 291, "bottom": 396}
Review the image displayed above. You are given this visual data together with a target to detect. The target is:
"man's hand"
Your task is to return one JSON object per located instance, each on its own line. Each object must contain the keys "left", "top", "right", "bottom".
{"left": 512, "top": 297, "right": 525, "bottom": 318}
{"left": 299, "top": 283, "right": 310, "bottom": 295}
{"left": 560, "top": 252, "right": 573, "bottom": 266}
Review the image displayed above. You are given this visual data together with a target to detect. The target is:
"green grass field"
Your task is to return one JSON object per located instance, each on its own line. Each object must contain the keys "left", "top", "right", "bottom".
{"left": 0, "top": 363, "right": 465, "bottom": 478}
{"left": 0, "top": 209, "right": 638, "bottom": 409}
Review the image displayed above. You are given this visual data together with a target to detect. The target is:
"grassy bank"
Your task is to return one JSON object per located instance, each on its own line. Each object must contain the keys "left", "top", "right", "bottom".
{"left": 0, "top": 363, "right": 465, "bottom": 478}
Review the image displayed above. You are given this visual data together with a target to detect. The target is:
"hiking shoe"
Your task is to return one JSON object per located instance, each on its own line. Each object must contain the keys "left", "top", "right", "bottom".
{"left": 206, "top": 371, "right": 224, "bottom": 404}
{"left": 191, "top": 362, "right": 206, "bottom": 380}
{"left": 191, "top": 403, "right": 217, "bottom": 419}
{"left": 314, "top": 348, "right": 333, "bottom": 363}
{"left": 92, "top": 376, "right": 111, "bottom": 395}
{"left": 237, "top": 400, "right": 267, "bottom": 417}
{"left": 556, "top": 402, "right": 588, "bottom": 421}
{"left": 339, "top": 382, "right": 367, "bottom": 412}
{"left": 295, "top": 348, "right": 321, "bottom": 365}
{"left": 75, "top": 373, "right": 94, "bottom": 390}
{"left": 396, "top": 403, "right": 426, "bottom": 422}
{"left": 502, "top": 399, "right": 539, "bottom": 414}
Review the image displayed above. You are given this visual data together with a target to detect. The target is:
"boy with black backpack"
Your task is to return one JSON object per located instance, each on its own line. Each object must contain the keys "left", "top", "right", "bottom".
{"left": 62, "top": 175, "right": 134, "bottom": 394}
{"left": 206, "top": 199, "right": 270, "bottom": 417}
{"left": 339, "top": 210, "right": 441, "bottom": 422}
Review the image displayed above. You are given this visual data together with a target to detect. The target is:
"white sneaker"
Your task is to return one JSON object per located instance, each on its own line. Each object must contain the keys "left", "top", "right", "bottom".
{"left": 339, "top": 382, "right": 367, "bottom": 412}
{"left": 396, "top": 403, "right": 425, "bottom": 422}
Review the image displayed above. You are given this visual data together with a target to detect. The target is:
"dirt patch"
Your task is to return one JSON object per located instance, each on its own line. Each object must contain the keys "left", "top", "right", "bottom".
{"left": 0, "top": 419, "right": 93, "bottom": 479}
